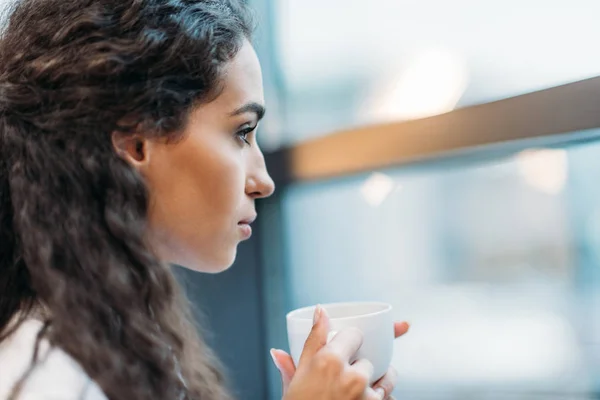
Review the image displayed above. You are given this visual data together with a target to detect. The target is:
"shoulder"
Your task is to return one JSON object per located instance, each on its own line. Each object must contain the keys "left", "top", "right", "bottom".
{"left": 0, "top": 318, "right": 107, "bottom": 400}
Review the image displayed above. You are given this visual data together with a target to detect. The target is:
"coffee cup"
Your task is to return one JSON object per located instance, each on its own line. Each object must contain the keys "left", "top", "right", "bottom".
{"left": 286, "top": 302, "right": 394, "bottom": 383}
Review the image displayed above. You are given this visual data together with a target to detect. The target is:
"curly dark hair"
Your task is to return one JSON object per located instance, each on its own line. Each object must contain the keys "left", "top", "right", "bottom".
{"left": 0, "top": 0, "right": 254, "bottom": 398}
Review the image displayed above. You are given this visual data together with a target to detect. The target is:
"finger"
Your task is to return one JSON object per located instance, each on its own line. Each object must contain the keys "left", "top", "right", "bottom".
{"left": 348, "top": 358, "right": 374, "bottom": 398}
{"left": 364, "top": 387, "right": 383, "bottom": 400}
{"left": 372, "top": 365, "right": 398, "bottom": 399}
{"left": 270, "top": 349, "right": 296, "bottom": 392}
{"left": 350, "top": 358, "right": 374, "bottom": 383}
{"left": 326, "top": 327, "right": 364, "bottom": 362}
{"left": 298, "top": 305, "right": 330, "bottom": 366}
{"left": 394, "top": 321, "right": 410, "bottom": 338}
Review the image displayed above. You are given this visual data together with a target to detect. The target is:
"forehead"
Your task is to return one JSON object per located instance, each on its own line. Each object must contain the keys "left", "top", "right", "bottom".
{"left": 210, "top": 40, "right": 265, "bottom": 110}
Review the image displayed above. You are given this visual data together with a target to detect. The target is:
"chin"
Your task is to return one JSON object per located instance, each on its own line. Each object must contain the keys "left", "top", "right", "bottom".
{"left": 175, "top": 249, "right": 237, "bottom": 274}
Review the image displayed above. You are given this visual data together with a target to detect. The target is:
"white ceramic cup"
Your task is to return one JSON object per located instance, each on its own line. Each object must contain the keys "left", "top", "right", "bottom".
{"left": 286, "top": 302, "right": 394, "bottom": 383}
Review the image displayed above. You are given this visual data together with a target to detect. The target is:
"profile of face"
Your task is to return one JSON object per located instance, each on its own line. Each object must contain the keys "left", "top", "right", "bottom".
{"left": 114, "top": 40, "right": 275, "bottom": 273}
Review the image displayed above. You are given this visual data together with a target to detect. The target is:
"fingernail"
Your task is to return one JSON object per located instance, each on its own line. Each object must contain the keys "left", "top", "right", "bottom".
{"left": 375, "top": 388, "right": 386, "bottom": 399}
{"left": 313, "top": 305, "right": 322, "bottom": 325}
{"left": 269, "top": 349, "right": 281, "bottom": 370}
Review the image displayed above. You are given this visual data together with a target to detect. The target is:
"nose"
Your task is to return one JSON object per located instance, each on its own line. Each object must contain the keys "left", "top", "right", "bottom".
{"left": 246, "top": 150, "right": 275, "bottom": 199}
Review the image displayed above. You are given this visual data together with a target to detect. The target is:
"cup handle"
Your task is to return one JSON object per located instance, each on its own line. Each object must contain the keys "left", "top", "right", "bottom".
{"left": 326, "top": 330, "right": 338, "bottom": 344}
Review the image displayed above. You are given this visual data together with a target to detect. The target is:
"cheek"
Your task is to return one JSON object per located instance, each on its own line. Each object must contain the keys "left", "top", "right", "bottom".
{"left": 191, "top": 141, "right": 245, "bottom": 210}
{"left": 144, "top": 140, "right": 247, "bottom": 267}
{"left": 201, "top": 156, "right": 245, "bottom": 225}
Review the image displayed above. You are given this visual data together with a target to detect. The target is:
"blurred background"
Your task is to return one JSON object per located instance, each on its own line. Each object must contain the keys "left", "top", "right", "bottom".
{"left": 0, "top": 0, "right": 598, "bottom": 398}
{"left": 0, "top": 0, "right": 600, "bottom": 400}
{"left": 182, "top": 0, "right": 600, "bottom": 399}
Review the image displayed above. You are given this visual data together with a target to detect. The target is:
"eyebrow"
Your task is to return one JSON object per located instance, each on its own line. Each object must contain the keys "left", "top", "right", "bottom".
{"left": 229, "top": 102, "right": 266, "bottom": 121}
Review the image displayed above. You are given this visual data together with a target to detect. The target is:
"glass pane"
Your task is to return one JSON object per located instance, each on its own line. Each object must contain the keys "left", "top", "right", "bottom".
{"left": 272, "top": 134, "right": 600, "bottom": 399}
{"left": 270, "top": 0, "right": 600, "bottom": 145}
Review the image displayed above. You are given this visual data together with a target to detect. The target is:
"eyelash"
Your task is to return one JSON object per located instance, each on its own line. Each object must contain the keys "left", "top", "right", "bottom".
{"left": 236, "top": 126, "right": 256, "bottom": 146}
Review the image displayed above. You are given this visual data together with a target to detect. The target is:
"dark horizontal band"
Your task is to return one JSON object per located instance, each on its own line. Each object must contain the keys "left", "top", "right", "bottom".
{"left": 266, "top": 76, "right": 600, "bottom": 185}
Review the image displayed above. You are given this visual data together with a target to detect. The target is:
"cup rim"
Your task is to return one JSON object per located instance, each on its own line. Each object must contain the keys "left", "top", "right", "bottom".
{"left": 286, "top": 301, "right": 392, "bottom": 321}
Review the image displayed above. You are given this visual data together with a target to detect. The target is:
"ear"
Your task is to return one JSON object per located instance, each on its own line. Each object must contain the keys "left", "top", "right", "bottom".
{"left": 111, "top": 131, "right": 150, "bottom": 169}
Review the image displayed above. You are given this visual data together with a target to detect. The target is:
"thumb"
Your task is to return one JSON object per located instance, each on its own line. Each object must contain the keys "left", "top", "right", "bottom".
{"left": 298, "top": 305, "right": 330, "bottom": 367}
{"left": 394, "top": 321, "right": 410, "bottom": 338}
{"left": 270, "top": 349, "right": 296, "bottom": 393}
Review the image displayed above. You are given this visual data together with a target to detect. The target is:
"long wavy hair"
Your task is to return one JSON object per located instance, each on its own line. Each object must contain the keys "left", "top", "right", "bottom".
{"left": 0, "top": 0, "right": 254, "bottom": 398}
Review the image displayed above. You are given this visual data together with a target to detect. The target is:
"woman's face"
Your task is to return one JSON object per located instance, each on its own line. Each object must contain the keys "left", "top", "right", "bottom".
{"left": 123, "top": 40, "right": 274, "bottom": 273}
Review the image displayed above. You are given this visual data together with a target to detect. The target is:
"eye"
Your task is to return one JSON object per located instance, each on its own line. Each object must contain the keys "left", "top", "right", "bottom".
{"left": 236, "top": 126, "right": 256, "bottom": 146}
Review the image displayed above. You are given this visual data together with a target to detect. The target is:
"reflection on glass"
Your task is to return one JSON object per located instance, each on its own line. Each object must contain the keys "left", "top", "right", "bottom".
{"left": 362, "top": 49, "right": 467, "bottom": 123}
{"left": 360, "top": 172, "right": 396, "bottom": 207}
{"left": 517, "top": 149, "right": 568, "bottom": 195}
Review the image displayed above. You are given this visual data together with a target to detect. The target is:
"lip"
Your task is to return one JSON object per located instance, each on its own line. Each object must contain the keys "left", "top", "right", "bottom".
{"left": 238, "top": 214, "right": 257, "bottom": 239}
{"left": 238, "top": 223, "right": 253, "bottom": 239}
{"left": 238, "top": 214, "right": 257, "bottom": 225}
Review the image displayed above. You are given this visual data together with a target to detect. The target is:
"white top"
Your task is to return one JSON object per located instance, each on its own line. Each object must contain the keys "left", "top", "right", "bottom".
{"left": 0, "top": 318, "right": 107, "bottom": 400}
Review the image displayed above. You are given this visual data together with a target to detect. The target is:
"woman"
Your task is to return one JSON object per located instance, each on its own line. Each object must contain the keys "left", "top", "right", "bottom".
{"left": 0, "top": 0, "right": 408, "bottom": 399}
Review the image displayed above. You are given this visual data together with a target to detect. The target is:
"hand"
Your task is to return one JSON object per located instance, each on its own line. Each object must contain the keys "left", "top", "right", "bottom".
{"left": 279, "top": 306, "right": 380, "bottom": 400}
{"left": 272, "top": 306, "right": 409, "bottom": 400}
